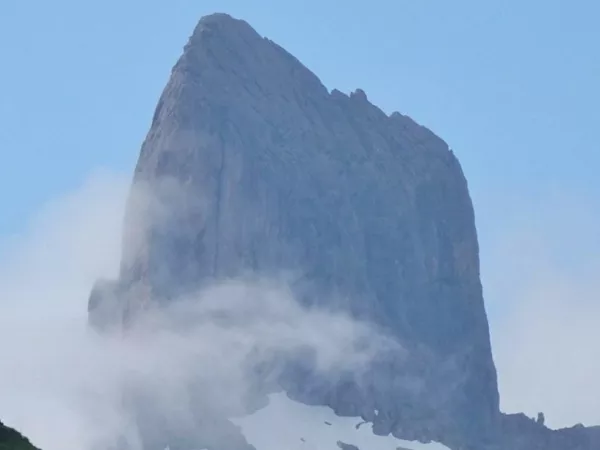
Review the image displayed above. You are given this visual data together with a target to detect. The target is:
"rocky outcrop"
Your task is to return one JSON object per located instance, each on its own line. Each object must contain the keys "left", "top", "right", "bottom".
{"left": 88, "top": 12, "right": 596, "bottom": 450}
{"left": 488, "top": 414, "right": 600, "bottom": 450}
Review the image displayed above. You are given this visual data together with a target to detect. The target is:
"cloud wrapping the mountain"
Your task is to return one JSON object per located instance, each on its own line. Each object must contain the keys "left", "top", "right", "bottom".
{"left": 0, "top": 170, "right": 394, "bottom": 450}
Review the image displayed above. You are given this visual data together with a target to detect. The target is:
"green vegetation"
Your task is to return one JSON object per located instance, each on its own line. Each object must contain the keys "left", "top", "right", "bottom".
{"left": 0, "top": 421, "right": 39, "bottom": 450}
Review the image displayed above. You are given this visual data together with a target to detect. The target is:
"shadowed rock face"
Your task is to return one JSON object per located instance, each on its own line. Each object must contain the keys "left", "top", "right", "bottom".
{"left": 86, "top": 12, "right": 599, "bottom": 450}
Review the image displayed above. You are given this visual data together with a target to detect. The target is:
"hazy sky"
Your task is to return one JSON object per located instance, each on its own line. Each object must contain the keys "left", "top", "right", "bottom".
{"left": 1, "top": 0, "right": 599, "bottom": 430}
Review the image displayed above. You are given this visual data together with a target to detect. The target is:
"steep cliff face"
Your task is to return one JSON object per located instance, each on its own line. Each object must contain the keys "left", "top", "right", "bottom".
{"left": 90, "top": 13, "right": 499, "bottom": 448}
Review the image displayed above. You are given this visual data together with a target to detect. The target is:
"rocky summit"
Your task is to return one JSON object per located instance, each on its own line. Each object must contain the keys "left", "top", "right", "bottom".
{"left": 88, "top": 13, "right": 598, "bottom": 450}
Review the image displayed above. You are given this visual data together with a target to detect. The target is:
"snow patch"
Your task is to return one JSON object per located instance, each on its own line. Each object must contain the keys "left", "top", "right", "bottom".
{"left": 232, "top": 393, "right": 451, "bottom": 450}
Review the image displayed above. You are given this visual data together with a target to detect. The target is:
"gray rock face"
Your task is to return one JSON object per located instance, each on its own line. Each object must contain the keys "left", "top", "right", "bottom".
{"left": 88, "top": 12, "right": 597, "bottom": 450}
{"left": 90, "top": 12, "right": 497, "bottom": 447}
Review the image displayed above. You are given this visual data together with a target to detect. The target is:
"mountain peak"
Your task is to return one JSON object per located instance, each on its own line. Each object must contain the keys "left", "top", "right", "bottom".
{"left": 177, "top": 13, "right": 264, "bottom": 74}
{"left": 188, "top": 12, "right": 259, "bottom": 44}
{"left": 92, "top": 11, "right": 499, "bottom": 448}
{"left": 87, "top": 12, "right": 600, "bottom": 450}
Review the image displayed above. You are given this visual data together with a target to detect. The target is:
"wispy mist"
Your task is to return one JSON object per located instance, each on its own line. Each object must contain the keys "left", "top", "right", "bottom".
{"left": 1, "top": 168, "right": 597, "bottom": 450}
{"left": 0, "top": 170, "right": 393, "bottom": 450}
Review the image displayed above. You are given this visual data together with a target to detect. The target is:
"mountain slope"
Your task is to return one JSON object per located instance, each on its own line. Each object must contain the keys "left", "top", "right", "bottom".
{"left": 0, "top": 421, "right": 39, "bottom": 450}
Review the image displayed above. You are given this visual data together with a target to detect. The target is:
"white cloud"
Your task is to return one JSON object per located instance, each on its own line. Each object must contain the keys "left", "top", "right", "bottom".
{"left": 0, "top": 169, "right": 130, "bottom": 449}
{"left": 2, "top": 167, "right": 597, "bottom": 450}
{"left": 0, "top": 170, "right": 392, "bottom": 450}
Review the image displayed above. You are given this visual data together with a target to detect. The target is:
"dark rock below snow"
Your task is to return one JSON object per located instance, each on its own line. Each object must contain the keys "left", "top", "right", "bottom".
{"left": 337, "top": 441, "right": 360, "bottom": 450}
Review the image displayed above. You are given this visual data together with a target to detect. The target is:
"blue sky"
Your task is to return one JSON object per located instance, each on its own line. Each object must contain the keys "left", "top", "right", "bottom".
{"left": 2, "top": 0, "right": 599, "bottom": 234}
{"left": 1, "top": 0, "right": 598, "bottom": 237}
{"left": 1, "top": 0, "right": 599, "bottom": 426}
